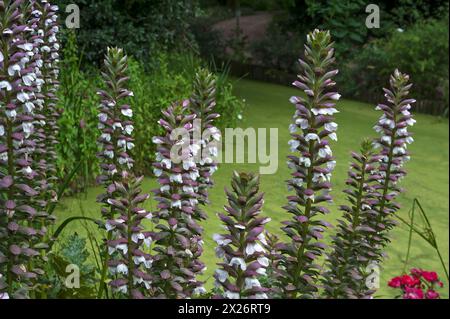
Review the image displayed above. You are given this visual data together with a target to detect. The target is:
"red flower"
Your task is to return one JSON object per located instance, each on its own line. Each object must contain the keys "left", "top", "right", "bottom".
{"left": 403, "top": 287, "right": 424, "bottom": 299}
{"left": 425, "top": 289, "right": 440, "bottom": 299}
{"left": 388, "top": 276, "right": 402, "bottom": 288}
{"left": 401, "top": 274, "right": 421, "bottom": 287}
{"left": 422, "top": 271, "right": 439, "bottom": 283}
{"left": 389, "top": 269, "right": 443, "bottom": 299}
{"left": 410, "top": 268, "right": 423, "bottom": 278}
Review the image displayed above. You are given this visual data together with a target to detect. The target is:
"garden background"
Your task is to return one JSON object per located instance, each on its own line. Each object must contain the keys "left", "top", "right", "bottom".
{"left": 46, "top": 0, "right": 448, "bottom": 298}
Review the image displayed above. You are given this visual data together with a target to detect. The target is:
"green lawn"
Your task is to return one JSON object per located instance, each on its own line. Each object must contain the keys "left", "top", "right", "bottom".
{"left": 55, "top": 78, "right": 449, "bottom": 298}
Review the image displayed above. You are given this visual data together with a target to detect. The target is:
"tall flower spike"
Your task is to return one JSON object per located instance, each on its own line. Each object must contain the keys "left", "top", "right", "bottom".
{"left": 35, "top": 0, "right": 60, "bottom": 205}
{"left": 96, "top": 47, "right": 135, "bottom": 216}
{"left": 96, "top": 47, "right": 137, "bottom": 298}
{"left": 27, "top": 1, "right": 49, "bottom": 218}
{"left": 213, "top": 171, "right": 270, "bottom": 299}
{"left": 278, "top": 29, "right": 339, "bottom": 298}
{"left": 322, "top": 139, "right": 382, "bottom": 298}
{"left": 151, "top": 100, "right": 206, "bottom": 298}
{"left": 189, "top": 68, "right": 221, "bottom": 208}
{"left": 1, "top": 0, "right": 50, "bottom": 299}
{"left": 364, "top": 70, "right": 416, "bottom": 293}
{"left": 106, "top": 172, "right": 152, "bottom": 299}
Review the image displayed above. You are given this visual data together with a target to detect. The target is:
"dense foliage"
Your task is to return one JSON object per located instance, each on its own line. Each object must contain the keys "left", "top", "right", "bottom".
{"left": 201, "top": 0, "right": 448, "bottom": 116}
{"left": 251, "top": 23, "right": 304, "bottom": 73}
{"left": 56, "top": 31, "right": 100, "bottom": 192}
{"left": 54, "top": 0, "right": 199, "bottom": 65}
{"left": 280, "top": 0, "right": 448, "bottom": 58}
{"left": 340, "top": 16, "right": 449, "bottom": 116}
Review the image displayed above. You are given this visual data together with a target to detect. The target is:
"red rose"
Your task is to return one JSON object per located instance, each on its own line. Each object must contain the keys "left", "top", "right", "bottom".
{"left": 403, "top": 287, "right": 424, "bottom": 299}
{"left": 425, "top": 289, "right": 440, "bottom": 299}
{"left": 422, "top": 271, "right": 439, "bottom": 283}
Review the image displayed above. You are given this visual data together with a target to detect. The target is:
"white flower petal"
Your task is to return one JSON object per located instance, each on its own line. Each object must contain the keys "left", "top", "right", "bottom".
{"left": 216, "top": 269, "right": 228, "bottom": 283}
{"left": 229, "top": 257, "right": 247, "bottom": 270}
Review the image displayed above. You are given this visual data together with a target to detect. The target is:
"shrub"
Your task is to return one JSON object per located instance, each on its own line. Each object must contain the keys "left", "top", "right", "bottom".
{"left": 303, "top": 0, "right": 369, "bottom": 59}
{"left": 53, "top": 0, "right": 199, "bottom": 65}
{"left": 126, "top": 53, "right": 244, "bottom": 175}
{"left": 339, "top": 17, "right": 449, "bottom": 116}
{"left": 190, "top": 16, "right": 226, "bottom": 59}
{"left": 127, "top": 54, "right": 194, "bottom": 175}
{"left": 251, "top": 23, "right": 305, "bottom": 73}
{"left": 57, "top": 31, "right": 101, "bottom": 192}
{"left": 213, "top": 67, "right": 246, "bottom": 129}
{"left": 279, "top": 0, "right": 448, "bottom": 57}
{"left": 130, "top": 53, "right": 244, "bottom": 174}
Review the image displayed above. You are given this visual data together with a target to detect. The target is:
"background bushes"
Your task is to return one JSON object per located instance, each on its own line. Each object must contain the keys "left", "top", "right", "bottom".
{"left": 251, "top": 23, "right": 304, "bottom": 74}
{"left": 198, "top": 0, "right": 449, "bottom": 116}
{"left": 339, "top": 16, "right": 449, "bottom": 116}
{"left": 190, "top": 16, "right": 226, "bottom": 58}
{"left": 57, "top": 32, "right": 101, "bottom": 192}
{"left": 54, "top": 0, "right": 199, "bottom": 65}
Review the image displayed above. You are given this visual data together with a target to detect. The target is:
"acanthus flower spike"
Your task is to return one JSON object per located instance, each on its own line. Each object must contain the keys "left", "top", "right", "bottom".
{"left": 151, "top": 100, "right": 206, "bottom": 298}
{"left": 323, "top": 139, "right": 381, "bottom": 298}
{"left": 96, "top": 47, "right": 150, "bottom": 299}
{"left": 96, "top": 47, "right": 136, "bottom": 218}
{"left": 0, "top": 0, "right": 51, "bottom": 299}
{"left": 362, "top": 70, "right": 416, "bottom": 295}
{"left": 278, "top": 29, "right": 339, "bottom": 298}
{"left": 189, "top": 68, "right": 220, "bottom": 211}
{"left": 213, "top": 171, "right": 270, "bottom": 299}
{"left": 106, "top": 171, "right": 152, "bottom": 299}
{"left": 35, "top": 0, "right": 61, "bottom": 206}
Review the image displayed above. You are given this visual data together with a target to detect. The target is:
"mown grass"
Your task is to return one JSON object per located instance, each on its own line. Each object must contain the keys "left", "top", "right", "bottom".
{"left": 55, "top": 78, "right": 449, "bottom": 298}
